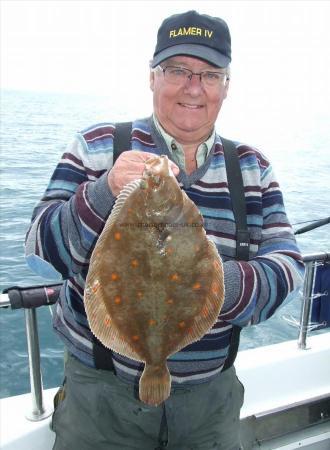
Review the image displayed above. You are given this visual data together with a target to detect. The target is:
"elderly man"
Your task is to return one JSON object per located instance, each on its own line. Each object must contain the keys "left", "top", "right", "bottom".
{"left": 25, "top": 10, "right": 304, "bottom": 450}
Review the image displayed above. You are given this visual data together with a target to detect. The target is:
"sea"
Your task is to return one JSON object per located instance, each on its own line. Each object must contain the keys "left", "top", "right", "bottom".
{"left": 0, "top": 89, "right": 329, "bottom": 399}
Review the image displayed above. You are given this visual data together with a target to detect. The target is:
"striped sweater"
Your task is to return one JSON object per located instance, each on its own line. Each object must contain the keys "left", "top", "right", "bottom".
{"left": 25, "top": 116, "right": 304, "bottom": 385}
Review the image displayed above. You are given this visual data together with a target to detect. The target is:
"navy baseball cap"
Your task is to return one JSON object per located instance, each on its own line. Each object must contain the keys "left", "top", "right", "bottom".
{"left": 151, "top": 10, "right": 231, "bottom": 68}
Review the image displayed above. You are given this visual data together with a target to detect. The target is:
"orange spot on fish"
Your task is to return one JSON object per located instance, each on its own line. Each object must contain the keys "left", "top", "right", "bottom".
{"left": 213, "top": 259, "right": 221, "bottom": 270}
{"left": 111, "top": 273, "right": 119, "bottom": 281}
{"left": 178, "top": 321, "right": 186, "bottom": 329}
{"left": 114, "top": 232, "right": 121, "bottom": 240}
{"left": 132, "top": 335, "right": 140, "bottom": 341}
{"left": 131, "top": 259, "right": 139, "bottom": 268}
{"left": 114, "top": 296, "right": 122, "bottom": 304}
{"left": 166, "top": 246, "right": 174, "bottom": 256}
{"left": 137, "top": 291, "right": 143, "bottom": 299}
{"left": 149, "top": 319, "right": 157, "bottom": 326}
{"left": 192, "top": 282, "right": 201, "bottom": 290}
{"left": 166, "top": 298, "right": 174, "bottom": 305}
{"left": 104, "top": 316, "right": 111, "bottom": 326}
{"left": 92, "top": 280, "right": 100, "bottom": 293}
{"left": 202, "top": 306, "right": 209, "bottom": 318}
{"left": 195, "top": 245, "right": 200, "bottom": 252}
{"left": 211, "top": 282, "right": 219, "bottom": 295}
{"left": 170, "top": 273, "right": 180, "bottom": 282}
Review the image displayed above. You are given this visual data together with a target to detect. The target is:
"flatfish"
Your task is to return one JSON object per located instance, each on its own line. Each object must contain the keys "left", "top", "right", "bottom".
{"left": 84, "top": 155, "right": 224, "bottom": 406}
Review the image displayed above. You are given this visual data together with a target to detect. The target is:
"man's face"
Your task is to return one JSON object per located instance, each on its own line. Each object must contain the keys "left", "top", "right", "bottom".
{"left": 150, "top": 55, "right": 229, "bottom": 145}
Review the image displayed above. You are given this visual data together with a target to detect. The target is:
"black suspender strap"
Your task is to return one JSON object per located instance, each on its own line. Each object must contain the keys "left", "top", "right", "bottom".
{"left": 221, "top": 137, "right": 250, "bottom": 371}
{"left": 92, "top": 335, "right": 116, "bottom": 371}
{"left": 93, "top": 121, "right": 132, "bottom": 372}
{"left": 222, "top": 137, "right": 250, "bottom": 261}
{"left": 222, "top": 326, "right": 241, "bottom": 371}
{"left": 113, "top": 121, "right": 132, "bottom": 163}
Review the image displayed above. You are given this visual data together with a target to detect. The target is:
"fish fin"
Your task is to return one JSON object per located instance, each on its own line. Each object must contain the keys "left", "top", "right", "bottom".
{"left": 169, "top": 241, "right": 225, "bottom": 354}
{"left": 84, "top": 178, "right": 144, "bottom": 360}
{"left": 84, "top": 285, "right": 143, "bottom": 361}
{"left": 139, "top": 362, "right": 171, "bottom": 406}
{"left": 104, "top": 179, "right": 141, "bottom": 231}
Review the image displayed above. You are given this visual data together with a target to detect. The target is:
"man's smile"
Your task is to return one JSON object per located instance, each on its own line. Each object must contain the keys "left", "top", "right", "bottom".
{"left": 178, "top": 103, "right": 204, "bottom": 109}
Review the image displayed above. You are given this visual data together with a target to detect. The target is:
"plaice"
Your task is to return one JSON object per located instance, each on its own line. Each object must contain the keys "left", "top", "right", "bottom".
{"left": 84, "top": 155, "right": 225, "bottom": 406}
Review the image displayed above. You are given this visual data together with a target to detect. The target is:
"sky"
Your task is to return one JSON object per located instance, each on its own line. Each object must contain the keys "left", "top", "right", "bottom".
{"left": 2, "top": 1, "right": 330, "bottom": 92}
{"left": 1, "top": 0, "right": 330, "bottom": 144}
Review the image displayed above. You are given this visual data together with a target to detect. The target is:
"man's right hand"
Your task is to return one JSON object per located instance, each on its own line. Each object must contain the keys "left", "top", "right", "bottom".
{"left": 108, "top": 150, "right": 180, "bottom": 197}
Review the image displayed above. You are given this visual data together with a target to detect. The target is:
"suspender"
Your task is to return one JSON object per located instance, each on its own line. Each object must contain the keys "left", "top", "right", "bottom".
{"left": 92, "top": 122, "right": 133, "bottom": 372}
{"left": 93, "top": 125, "right": 250, "bottom": 372}
{"left": 222, "top": 138, "right": 250, "bottom": 261}
{"left": 112, "top": 121, "right": 132, "bottom": 162}
{"left": 221, "top": 137, "right": 250, "bottom": 371}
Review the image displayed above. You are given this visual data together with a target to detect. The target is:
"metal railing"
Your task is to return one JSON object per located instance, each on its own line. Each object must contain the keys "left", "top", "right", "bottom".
{"left": 0, "top": 253, "right": 329, "bottom": 421}
{"left": 0, "top": 284, "right": 62, "bottom": 421}
{"left": 298, "top": 252, "right": 330, "bottom": 349}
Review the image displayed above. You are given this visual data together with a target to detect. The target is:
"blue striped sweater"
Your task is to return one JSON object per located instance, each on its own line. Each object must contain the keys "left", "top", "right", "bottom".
{"left": 25, "top": 116, "right": 304, "bottom": 385}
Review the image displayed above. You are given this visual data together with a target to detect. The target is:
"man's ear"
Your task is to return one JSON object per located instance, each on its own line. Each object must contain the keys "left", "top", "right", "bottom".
{"left": 223, "top": 78, "right": 230, "bottom": 99}
{"left": 150, "top": 71, "right": 155, "bottom": 92}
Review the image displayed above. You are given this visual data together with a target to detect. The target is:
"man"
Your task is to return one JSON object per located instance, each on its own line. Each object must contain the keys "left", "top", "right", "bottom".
{"left": 25, "top": 10, "right": 304, "bottom": 450}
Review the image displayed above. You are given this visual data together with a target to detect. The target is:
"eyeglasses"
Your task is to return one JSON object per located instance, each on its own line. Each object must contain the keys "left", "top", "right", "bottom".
{"left": 156, "top": 65, "right": 229, "bottom": 88}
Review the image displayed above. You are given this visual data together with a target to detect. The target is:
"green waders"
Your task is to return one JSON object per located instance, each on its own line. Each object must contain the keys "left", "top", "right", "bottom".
{"left": 52, "top": 353, "right": 244, "bottom": 450}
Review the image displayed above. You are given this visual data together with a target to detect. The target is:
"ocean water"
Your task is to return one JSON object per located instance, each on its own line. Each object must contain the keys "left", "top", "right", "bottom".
{"left": 0, "top": 89, "right": 329, "bottom": 399}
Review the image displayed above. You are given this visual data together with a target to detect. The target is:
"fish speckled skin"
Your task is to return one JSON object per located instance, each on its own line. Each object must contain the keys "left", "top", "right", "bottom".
{"left": 84, "top": 155, "right": 224, "bottom": 405}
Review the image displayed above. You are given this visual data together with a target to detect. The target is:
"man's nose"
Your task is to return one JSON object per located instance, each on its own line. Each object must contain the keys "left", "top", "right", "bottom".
{"left": 183, "top": 73, "right": 204, "bottom": 95}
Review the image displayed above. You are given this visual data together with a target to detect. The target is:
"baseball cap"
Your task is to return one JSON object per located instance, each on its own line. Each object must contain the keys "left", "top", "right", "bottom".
{"left": 151, "top": 10, "right": 231, "bottom": 68}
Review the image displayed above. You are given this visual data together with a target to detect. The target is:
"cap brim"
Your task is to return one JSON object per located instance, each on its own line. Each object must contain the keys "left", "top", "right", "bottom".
{"left": 151, "top": 44, "right": 230, "bottom": 68}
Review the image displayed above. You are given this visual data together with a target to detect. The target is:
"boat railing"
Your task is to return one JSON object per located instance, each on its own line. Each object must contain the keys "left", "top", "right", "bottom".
{"left": 0, "top": 284, "right": 62, "bottom": 421}
{"left": 0, "top": 252, "right": 329, "bottom": 422}
{"left": 298, "top": 252, "right": 329, "bottom": 349}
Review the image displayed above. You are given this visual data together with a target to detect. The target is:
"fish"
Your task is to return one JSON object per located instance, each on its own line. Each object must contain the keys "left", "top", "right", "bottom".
{"left": 84, "top": 155, "right": 225, "bottom": 406}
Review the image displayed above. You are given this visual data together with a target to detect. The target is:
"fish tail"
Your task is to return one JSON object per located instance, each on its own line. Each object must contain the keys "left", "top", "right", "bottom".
{"left": 139, "top": 362, "right": 171, "bottom": 406}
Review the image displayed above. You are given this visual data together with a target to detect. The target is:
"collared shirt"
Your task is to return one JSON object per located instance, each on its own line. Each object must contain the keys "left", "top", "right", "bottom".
{"left": 152, "top": 114, "right": 215, "bottom": 170}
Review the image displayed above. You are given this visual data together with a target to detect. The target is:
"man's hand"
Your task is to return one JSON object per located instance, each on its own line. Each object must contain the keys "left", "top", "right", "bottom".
{"left": 108, "top": 150, "right": 180, "bottom": 196}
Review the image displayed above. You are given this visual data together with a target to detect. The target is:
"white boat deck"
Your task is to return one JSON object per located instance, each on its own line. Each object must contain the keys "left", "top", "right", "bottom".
{"left": 237, "top": 333, "right": 330, "bottom": 419}
{"left": 1, "top": 333, "right": 330, "bottom": 450}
